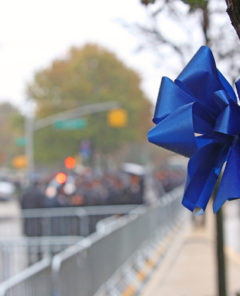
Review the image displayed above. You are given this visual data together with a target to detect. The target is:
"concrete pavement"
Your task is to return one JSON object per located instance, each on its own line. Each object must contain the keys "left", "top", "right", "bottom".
{"left": 0, "top": 199, "right": 20, "bottom": 216}
{"left": 0, "top": 200, "right": 22, "bottom": 238}
{"left": 140, "top": 207, "right": 240, "bottom": 296}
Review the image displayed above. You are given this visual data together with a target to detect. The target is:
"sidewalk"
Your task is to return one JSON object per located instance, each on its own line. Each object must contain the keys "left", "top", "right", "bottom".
{"left": 140, "top": 208, "right": 240, "bottom": 296}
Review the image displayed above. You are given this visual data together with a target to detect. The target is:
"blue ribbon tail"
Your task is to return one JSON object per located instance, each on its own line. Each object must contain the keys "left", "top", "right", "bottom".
{"left": 182, "top": 143, "right": 228, "bottom": 212}
{"left": 213, "top": 139, "right": 240, "bottom": 213}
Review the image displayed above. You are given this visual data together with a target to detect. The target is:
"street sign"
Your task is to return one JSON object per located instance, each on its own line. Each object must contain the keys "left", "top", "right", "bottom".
{"left": 79, "top": 139, "right": 91, "bottom": 160}
{"left": 54, "top": 119, "right": 87, "bottom": 130}
{"left": 15, "top": 137, "right": 26, "bottom": 146}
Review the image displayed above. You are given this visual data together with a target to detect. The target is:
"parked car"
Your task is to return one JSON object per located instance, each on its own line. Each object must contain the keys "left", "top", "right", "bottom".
{"left": 0, "top": 180, "right": 16, "bottom": 201}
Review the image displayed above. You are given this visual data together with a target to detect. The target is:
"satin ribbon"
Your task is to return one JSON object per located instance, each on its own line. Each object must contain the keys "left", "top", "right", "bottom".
{"left": 148, "top": 46, "right": 240, "bottom": 213}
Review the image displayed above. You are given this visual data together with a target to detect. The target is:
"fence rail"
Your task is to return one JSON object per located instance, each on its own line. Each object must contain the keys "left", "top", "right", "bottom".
{"left": 0, "top": 258, "right": 52, "bottom": 296}
{"left": 0, "top": 205, "right": 138, "bottom": 238}
{"left": 0, "top": 236, "right": 83, "bottom": 283}
{"left": 0, "top": 205, "right": 138, "bottom": 283}
{"left": 0, "top": 186, "right": 185, "bottom": 296}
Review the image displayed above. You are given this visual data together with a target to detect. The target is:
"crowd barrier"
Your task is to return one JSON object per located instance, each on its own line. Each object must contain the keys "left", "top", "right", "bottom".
{"left": 0, "top": 237, "right": 82, "bottom": 282}
{"left": 0, "top": 205, "right": 137, "bottom": 238}
{"left": 0, "top": 258, "right": 52, "bottom": 296}
{"left": 0, "top": 186, "right": 184, "bottom": 296}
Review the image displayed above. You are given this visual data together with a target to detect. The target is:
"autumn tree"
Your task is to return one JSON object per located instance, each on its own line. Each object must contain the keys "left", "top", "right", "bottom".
{"left": 27, "top": 44, "right": 152, "bottom": 165}
{"left": 0, "top": 103, "right": 24, "bottom": 166}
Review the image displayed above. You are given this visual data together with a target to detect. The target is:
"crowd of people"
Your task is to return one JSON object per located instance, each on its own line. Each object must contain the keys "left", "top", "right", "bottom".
{"left": 19, "top": 165, "right": 186, "bottom": 238}
{"left": 20, "top": 165, "right": 186, "bottom": 210}
{"left": 152, "top": 166, "right": 186, "bottom": 197}
{"left": 20, "top": 168, "right": 145, "bottom": 210}
{"left": 20, "top": 168, "right": 145, "bottom": 238}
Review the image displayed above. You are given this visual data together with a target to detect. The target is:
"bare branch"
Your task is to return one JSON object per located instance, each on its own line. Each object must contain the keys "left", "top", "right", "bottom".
{"left": 136, "top": 24, "right": 188, "bottom": 65}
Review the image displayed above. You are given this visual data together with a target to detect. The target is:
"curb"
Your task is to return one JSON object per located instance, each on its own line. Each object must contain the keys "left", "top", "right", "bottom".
{"left": 121, "top": 216, "right": 190, "bottom": 296}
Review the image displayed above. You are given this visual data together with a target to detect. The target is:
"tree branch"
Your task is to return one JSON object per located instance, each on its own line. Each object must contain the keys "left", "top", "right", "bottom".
{"left": 137, "top": 25, "right": 187, "bottom": 65}
{"left": 202, "top": 1, "right": 210, "bottom": 45}
{"left": 226, "top": 0, "right": 240, "bottom": 40}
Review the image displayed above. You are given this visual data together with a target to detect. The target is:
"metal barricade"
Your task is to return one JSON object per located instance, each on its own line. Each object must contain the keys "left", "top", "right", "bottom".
{"left": 21, "top": 207, "right": 89, "bottom": 237}
{"left": 0, "top": 205, "right": 138, "bottom": 239}
{"left": 0, "top": 187, "right": 184, "bottom": 296}
{"left": 0, "top": 205, "right": 139, "bottom": 284}
{"left": 0, "top": 237, "right": 82, "bottom": 283}
{"left": 0, "top": 258, "right": 52, "bottom": 296}
{"left": 52, "top": 187, "right": 184, "bottom": 296}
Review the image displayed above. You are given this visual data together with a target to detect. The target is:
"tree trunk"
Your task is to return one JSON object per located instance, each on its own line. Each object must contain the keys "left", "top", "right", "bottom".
{"left": 226, "top": 0, "right": 240, "bottom": 40}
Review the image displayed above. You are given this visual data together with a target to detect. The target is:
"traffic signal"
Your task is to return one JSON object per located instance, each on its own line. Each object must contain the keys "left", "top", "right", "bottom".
{"left": 55, "top": 172, "right": 67, "bottom": 184}
{"left": 64, "top": 156, "right": 76, "bottom": 170}
{"left": 107, "top": 108, "right": 127, "bottom": 127}
{"left": 12, "top": 155, "right": 27, "bottom": 169}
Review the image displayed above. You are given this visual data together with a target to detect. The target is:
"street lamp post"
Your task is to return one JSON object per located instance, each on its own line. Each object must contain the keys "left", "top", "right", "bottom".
{"left": 24, "top": 101, "right": 120, "bottom": 183}
{"left": 24, "top": 115, "right": 34, "bottom": 183}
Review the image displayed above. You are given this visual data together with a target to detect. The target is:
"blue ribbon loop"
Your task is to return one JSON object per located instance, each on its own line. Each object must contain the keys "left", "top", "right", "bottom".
{"left": 148, "top": 46, "right": 240, "bottom": 213}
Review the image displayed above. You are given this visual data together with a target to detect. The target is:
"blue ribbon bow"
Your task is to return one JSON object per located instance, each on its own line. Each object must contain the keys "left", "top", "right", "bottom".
{"left": 148, "top": 46, "right": 240, "bottom": 213}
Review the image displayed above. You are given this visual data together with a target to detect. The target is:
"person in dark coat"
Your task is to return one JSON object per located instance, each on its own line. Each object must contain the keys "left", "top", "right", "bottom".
{"left": 21, "top": 181, "right": 46, "bottom": 210}
{"left": 21, "top": 181, "right": 46, "bottom": 236}
{"left": 20, "top": 180, "right": 47, "bottom": 265}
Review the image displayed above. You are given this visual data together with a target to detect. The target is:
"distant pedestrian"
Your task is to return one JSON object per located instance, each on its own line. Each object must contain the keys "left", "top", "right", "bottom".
{"left": 20, "top": 180, "right": 46, "bottom": 265}
{"left": 21, "top": 180, "right": 46, "bottom": 237}
{"left": 21, "top": 181, "right": 46, "bottom": 210}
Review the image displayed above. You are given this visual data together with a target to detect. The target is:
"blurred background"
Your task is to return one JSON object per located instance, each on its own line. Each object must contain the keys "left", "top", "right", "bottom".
{"left": 0, "top": 0, "right": 239, "bottom": 295}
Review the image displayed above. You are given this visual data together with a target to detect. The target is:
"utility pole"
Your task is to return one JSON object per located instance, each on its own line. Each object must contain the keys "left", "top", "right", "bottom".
{"left": 24, "top": 101, "right": 120, "bottom": 183}
{"left": 24, "top": 115, "right": 34, "bottom": 183}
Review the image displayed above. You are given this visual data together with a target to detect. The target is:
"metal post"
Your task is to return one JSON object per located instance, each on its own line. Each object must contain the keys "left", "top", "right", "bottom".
{"left": 216, "top": 207, "right": 227, "bottom": 296}
{"left": 24, "top": 101, "right": 120, "bottom": 184}
{"left": 25, "top": 115, "right": 34, "bottom": 184}
{"left": 212, "top": 172, "right": 227, "bottom": 296}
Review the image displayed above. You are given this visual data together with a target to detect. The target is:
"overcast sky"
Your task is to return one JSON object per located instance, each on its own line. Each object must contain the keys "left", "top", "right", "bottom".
{"left": 0, "top": 0, "right": 168, "bottom": 111}
{"left": 0, "top": 0, "right": 234, "bottom": 114}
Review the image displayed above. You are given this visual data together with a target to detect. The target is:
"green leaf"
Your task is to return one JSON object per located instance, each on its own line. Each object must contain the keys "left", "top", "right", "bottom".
{"left": 181, "top": 0, "right": 206, "bottom": 7}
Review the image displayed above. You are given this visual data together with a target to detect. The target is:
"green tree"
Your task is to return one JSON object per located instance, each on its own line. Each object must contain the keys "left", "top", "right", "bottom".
{"left": 27, "top": 44, "right": 152, "bottom": 165}
{"left": 0, "top": 103, "right": 24, "bottom": 166}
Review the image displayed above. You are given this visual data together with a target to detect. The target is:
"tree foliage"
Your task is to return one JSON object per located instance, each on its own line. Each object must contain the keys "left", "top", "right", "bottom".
{"left": 0, "top": 103, "right": 24, "bottom": 166}
{"left": 27, "top": 44, "right": 152, "bottom": 165}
